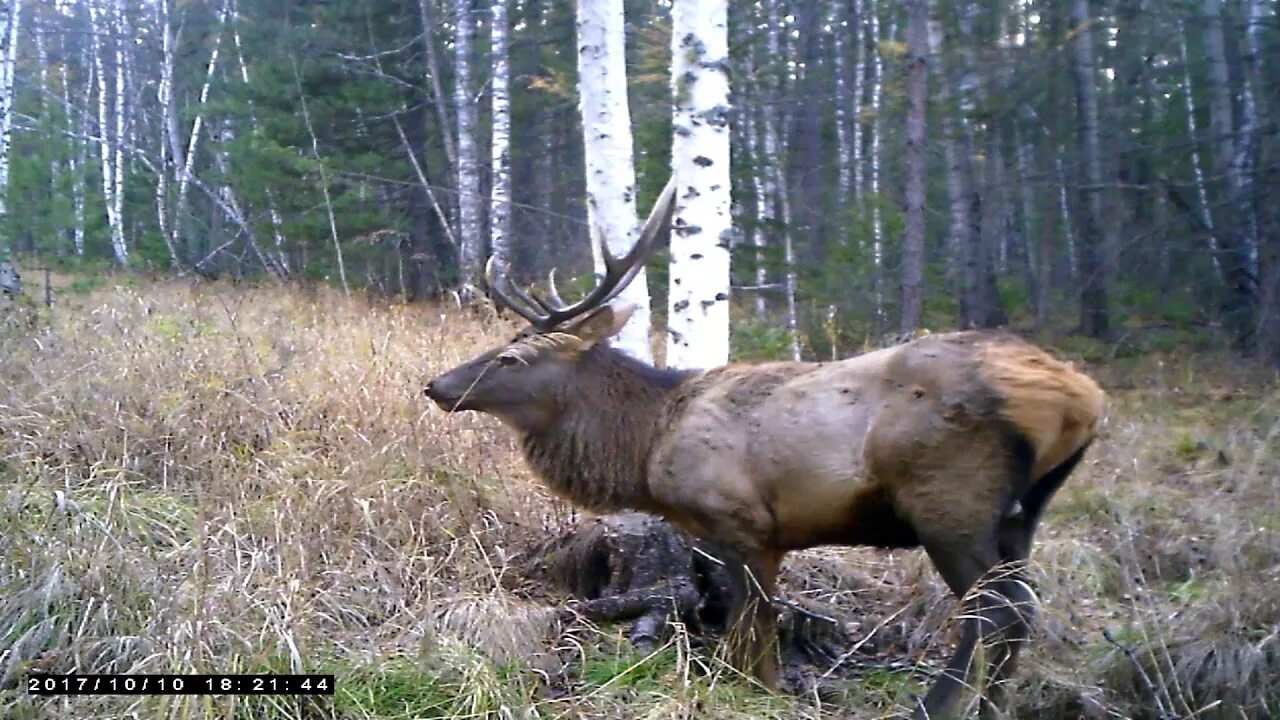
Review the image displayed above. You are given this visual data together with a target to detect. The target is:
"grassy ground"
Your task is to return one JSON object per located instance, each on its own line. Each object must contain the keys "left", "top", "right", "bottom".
{"left": 1, "top": 277, "right": 1277, "bottom": 719}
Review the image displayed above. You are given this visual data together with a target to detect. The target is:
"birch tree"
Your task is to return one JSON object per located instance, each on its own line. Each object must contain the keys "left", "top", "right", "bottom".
{"left": 576, "top": 0, "right": 653, "bottom": 361}
{"left": 110, "top": 0, "right": 126, "bottom": 263}
{"left": 171, "top": 0, "right": 228, "bottom": 264}
{"left": 71, "top": 42, "right": 93, "bottom": 257}
{"left": 667, "top": 0, "right": 732, "bottom": 368}
{"left": 89, "top": 0, "right": 128, "bottom": 266}
{"left": 0, "top": 0, "right": 19, "bottom": 253}
{"left": 1178, "top": 24, "right": 1220, "bottom": 282}
{"left": 1201, "top": 0, "right": 1258, "bottom": 343}
{"left": 850, "top": 0, "right": 866, "bottom": 202}
{"left": 230, "top": 0, "right": 290, "bottom": 275}
{"left": 867, "top": 0, "right": 886, "bottom": 325}
{"left": 831, "top": 0, "right": 852, "bottom": 208}
{"left": 751, "top": 2, "right": 799, "bottom": 360}
{"left": 154, "top": 0, "right": 184, "bottom": 269}
{"left": 490, "top": 0, "right": 512, "bottom": 275}
{"left": 454, "top": 0, "right": 483, "bottom": 298}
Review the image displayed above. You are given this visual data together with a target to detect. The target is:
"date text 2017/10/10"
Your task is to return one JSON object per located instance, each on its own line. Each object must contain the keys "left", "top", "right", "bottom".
{"left": 27, "top": 673, "right": 334, "bottom": 696}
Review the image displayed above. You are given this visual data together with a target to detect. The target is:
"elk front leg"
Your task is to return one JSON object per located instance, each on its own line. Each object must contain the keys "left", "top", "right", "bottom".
{"left": 715, "top": 543, "right": 782, "bottom": 691}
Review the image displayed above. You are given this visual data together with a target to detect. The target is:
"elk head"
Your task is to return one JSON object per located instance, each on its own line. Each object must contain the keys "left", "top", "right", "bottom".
{"left": 423, "top": 177, "right": 677, "bottom": 434}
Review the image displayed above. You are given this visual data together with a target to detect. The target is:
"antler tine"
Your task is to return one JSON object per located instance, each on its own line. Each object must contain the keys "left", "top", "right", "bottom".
{"left": 485, "top": 256, "right": 550, "bottom": 327}
{"left": 525, "top": 288, "right": 561, "bottom": 314}
{"left": 486, "top": 175, "right": 677, "bottom": 331}
{"left": 593, "top": 175, "right": 678, "bottom": 305}
{"left": 545, "top": 268, "right": 567, "bottom": 307}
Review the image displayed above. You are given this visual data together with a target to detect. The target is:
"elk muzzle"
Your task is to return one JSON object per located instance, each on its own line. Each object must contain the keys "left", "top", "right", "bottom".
{"left": 423, "top": 373, "right": 474, "bottom": 412}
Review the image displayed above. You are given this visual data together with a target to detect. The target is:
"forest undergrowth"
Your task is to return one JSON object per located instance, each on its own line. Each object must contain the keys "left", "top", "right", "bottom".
{"left": 1, "top": 277, "right": 1278, "bottom": 719}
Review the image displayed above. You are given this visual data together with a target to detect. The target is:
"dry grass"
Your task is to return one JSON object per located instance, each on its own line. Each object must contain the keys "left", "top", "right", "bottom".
{"left": 1, "top": 277, "right": 1278, "bottom": 719}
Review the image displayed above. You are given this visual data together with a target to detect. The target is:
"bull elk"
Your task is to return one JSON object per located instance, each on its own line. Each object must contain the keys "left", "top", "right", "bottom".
{"left": 424, "top": 176, "right": 1105, "bottom": 718}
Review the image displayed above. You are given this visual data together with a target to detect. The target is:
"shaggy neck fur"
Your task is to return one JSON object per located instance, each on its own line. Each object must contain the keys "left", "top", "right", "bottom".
{"left": 519, "top": 345, "right": 690, "bottom": 513}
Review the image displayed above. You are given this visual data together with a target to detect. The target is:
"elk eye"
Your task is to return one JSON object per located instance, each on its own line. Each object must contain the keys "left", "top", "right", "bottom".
{"left": 496, "top": 354, "right": 520, "bottom": 367}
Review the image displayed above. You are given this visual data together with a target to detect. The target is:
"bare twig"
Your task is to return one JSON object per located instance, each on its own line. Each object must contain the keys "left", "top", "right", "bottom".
{"left": 1103, "top": 628, "right": 1180, "bottom": 720}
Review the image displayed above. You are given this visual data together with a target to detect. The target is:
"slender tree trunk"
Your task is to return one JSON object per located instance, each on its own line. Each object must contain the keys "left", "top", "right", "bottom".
{"left": 832, "top": 0, "right": 852, "bottom": 210}
{"left": 292, "top": 59, "right": 348, "bottom": 295}
{"left": 900, "top": 0, "right": 929, "bottom": 334}
{"left": 231, "top": 0, "right": 290, "bottom": 275}
{"left": 1201, "top": 0, "right": 1257, "bottom": 345}
{"left": 868, "top": 0, "right": 887, "bottom": 328}
{"left": 1016, "top": 125, "right": 1047, "bottom": 329}
{"left": 89, "top": 0, "right": 127, "bottom": 266}
{"left": 154, "top": 0, "right": 185, "bottom": 270}
{"left": 490, "top": 0, "right": 512, "bottom": 273}
{"left": 111, "top": 0, "right": 127, "bottom": 265}
{"left": 576, "top": 0, "right": 653, "bottom": 361}
{"left": 851, "top": 0, "right": 865, "bottom": 204}
{"left": 754, "top": 1, "right": 799, "bottom": 359}
{"left": 454, "top": 0, "right": 484, "bottom": 298}
{"left": 1244, "top": 0, "right": 1277, "bottom": 361}
{"left": 1069, "top": 0, "right": 1109, "bottom": 338}
{"left": 419, "top": 0, "right": 458, "bottom": 170}
{"left": 1055, "top": 152, "right": 1078, "bottom": 282}
{"left": 174, "top": 0, "right": 228, "bottom": 261}
{"left": 1179, "top": 24, "right": 1222, "bottom": 283}
{"left": 977, "top": 130, "right": 1009, "bottom": 327}
{"left": 936, "top": 18, "right": 971, "bottom": 326}
{"left": 0, "top": 0, "right": 16, "bottom": 255}
{"left": 667, "top": 0, "right": 732, "bottom": 368}
{"left": 743, "top": 103, "right": 768, "bottom": 318}
{"left": 72, "top": 48, "right": 93, "bottom": 257}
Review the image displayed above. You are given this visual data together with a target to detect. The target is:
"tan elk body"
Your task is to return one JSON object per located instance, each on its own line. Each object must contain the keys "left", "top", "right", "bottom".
{"left": 424, "top": 177, "right": 1105, "bottom": 718}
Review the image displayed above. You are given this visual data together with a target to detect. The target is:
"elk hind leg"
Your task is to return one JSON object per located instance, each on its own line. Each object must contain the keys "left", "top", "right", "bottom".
{"left": 980, "top": 515, "right": 1041, "bottom": 714}
{"left": 912, "top": 534, "right": 1002, "bottom": 719}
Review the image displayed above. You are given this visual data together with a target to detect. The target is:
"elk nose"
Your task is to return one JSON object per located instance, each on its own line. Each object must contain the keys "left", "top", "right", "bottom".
{"left": 423, "top": 380, "right": 436, "bottom": 398}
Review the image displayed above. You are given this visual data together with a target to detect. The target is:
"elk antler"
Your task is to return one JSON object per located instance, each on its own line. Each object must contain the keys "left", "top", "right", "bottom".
{"left": 486, "top": 176, "right": 677, "bottom": 331}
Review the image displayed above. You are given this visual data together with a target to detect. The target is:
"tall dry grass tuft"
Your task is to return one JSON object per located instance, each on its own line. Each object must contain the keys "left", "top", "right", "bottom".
{"left": 1, "top": 279, "right": 570, "bottom": 718}
{"left": 1, "top": 277, "right": 1277, "bottom": 719}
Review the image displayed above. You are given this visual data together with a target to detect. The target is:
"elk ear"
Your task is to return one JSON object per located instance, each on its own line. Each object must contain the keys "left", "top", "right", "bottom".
{"left": 563, "top": 303, "right": 635, "bottom": 347}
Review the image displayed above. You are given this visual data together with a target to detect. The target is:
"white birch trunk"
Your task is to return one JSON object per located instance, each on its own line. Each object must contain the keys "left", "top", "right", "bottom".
{"left": 668, "top": 0, "right": 732, "bottom": 368}
{"left": 176, "top": 0, "right": 229, "bottom": 255}
{"left": 762, "top": 7, "right": 799, "bottom": 360}
{"left": 778, "top": 166, "right": 799, "bottom": 361}
{"left": 490, "top": 0, "right": 513, "bottom": 272}
{"left": 454, "top": 0, "right": 484, "bottom": 297}
{"left": 0, "top": 0, "right": 16, "bottom": 254}
{"left": 72, "top": 48, "right": 93, "bottom": 257}
{"left": 154, "top": 0, "right": 183, "bottom": 268}
{"left": 1234, "top": 0, "right": 1262, "bottom": 263}
{"left": 111, "top": 0, "right": 127, "bottom": 265}
{"left": 576, "top": 0, "right": 653, "bottom": 361}
{"left": 1178, "top": 24, "right": 1222, "bottom": 282}
{"left": 1202, "top": 0, "right": 1249, "bottom": 268}
{"left": 1055, "top": 152, "right": 1078, "bottom": 280}
{"left": 89, "top": 0, "right": 127, "bottom": 266}
{"left": 743, "top": 106, "right": 768, "bottom": 318}
{"left": 751, "top": 1, "right": 798, "bottom": 357}
{"left": 851, "top": 0, "right": 865, "bottom": 203}
{"left": 831, "top": 0, "right": 852, "bottom": 205}
{"left": 868, "top": 0, "right": 887, "bottom": 326}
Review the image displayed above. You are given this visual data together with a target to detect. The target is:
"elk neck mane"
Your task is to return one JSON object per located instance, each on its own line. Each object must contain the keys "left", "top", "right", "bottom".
{"left": 518, "top": 343, "right": 691, "bottom": 513}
